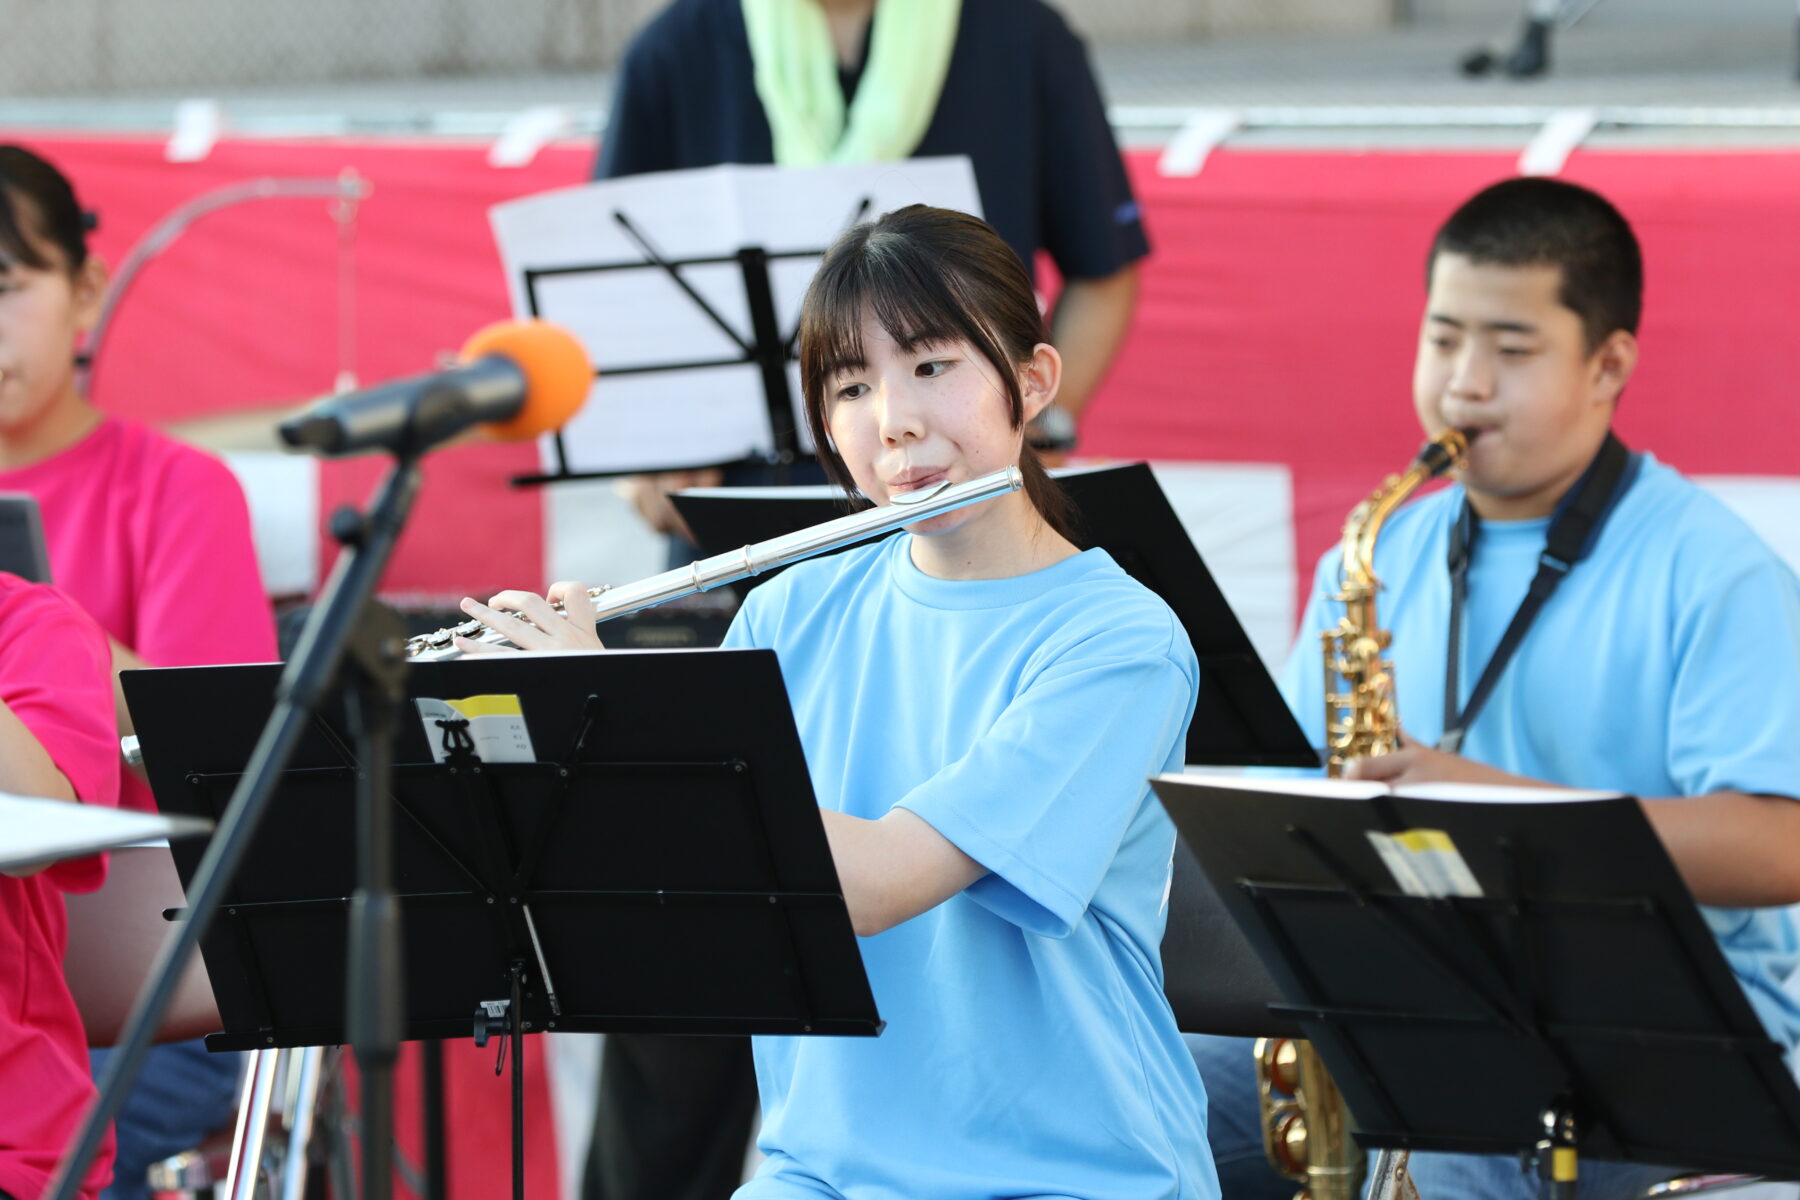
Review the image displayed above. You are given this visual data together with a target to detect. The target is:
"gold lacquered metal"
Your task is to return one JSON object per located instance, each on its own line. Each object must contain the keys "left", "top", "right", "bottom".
{"left": 1256, "top": 1037, "right": 1361, "bottom": 1199}
{"left": 1255, "top": 430, "right": 1469, "bottom": 1200}
{"left": 1321, "top": 428, "right": 1468, "bottom": 777}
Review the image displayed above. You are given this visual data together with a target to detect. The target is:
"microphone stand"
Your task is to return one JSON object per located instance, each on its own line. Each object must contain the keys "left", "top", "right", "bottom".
{"left": 50, "top": 450, "right": 423, "bottom": 1200}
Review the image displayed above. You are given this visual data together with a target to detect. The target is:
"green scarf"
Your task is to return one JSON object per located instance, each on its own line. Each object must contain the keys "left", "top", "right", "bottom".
{"left": 742, "top": 0, "right": 961, "bottom": 166}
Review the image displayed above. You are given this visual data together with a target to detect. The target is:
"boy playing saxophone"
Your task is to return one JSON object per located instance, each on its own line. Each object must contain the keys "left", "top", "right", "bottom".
{"left": 1191, "top": 176, "right": 1800, "bottom": 1200}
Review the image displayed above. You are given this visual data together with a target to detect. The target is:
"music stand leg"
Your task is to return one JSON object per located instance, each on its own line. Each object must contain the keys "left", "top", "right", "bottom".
{"left": 225, "top": 1047, "right": 280, "bottom": 1200}
{"left": 511, "top": 960, "right": 527, "bottom": 1200}
{"left": 471, "top": 961, "right": 529, "bottom": 1200}
{"left": 423, "top": 1041, "right": 448, "bottom": 1200}
{"left": 324, "top": 1050, "right": 358, "bottom": 1200}
{"left": 1369, "top": 1149, "right": 1421, "bottom": 1200}
{"left": 345, "top": 601, "right": 410, "bottom": 1200}
{"left": 279, "top": 1046, "right": 326, "bottom": 1200}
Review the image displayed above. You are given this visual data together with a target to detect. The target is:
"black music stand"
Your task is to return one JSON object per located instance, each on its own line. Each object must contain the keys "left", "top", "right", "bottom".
{"left": 1162, "top": 830, "right": 1295, "bottom": 1039}
{"left": 673, "top": 462, "right": 1317, "bottom": 769}
{"left": 1154, "top": 774, "right": 1800, "bottom": 1187}
{"left": 124, "top": 650, "right": 881, "bottom": 1200}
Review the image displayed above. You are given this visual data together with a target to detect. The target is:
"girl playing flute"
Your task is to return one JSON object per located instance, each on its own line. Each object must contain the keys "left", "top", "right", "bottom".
{"left": 460, "top": 205, "right": 1219, "bottom": 1200}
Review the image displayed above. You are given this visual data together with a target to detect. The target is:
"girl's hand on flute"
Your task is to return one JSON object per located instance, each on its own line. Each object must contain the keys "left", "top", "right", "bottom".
{"left": 453, "top": 580, "right": 607, "bottom": 654}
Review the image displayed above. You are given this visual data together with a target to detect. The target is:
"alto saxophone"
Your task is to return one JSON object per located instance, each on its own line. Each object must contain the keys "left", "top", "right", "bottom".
{"left": 1255, "top": 428, "right": 1468, "bottom": 1200}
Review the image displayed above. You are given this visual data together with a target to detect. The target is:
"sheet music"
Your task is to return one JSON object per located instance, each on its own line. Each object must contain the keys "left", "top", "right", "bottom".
{"left": 415, "top": 694, "right": 539, "bottom": 764}
{"left": 1163, "top": 771, "right": 1616, "bottom": 898}
{"left": 1165, "top": 771, "right": 1618, "bottom": 805}
{"left": 489, "top": 158, "right": 983, "bottom": 476}
{"left": 0, "top": 793, "right": 211, "bottom": 871}
{"left": 1394, "top": 781, "right": 1619, "bottom": 804}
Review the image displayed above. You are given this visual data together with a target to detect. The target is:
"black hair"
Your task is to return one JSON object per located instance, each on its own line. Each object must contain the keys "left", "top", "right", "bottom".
{"left": 0, "top": 143, "right": 92, "bottom": 273}
{"left": 796, "top": 204, "right": 1074, "bottom": 541}
{"left": 1428, "top": 177, "right": 1642, "bottom": 353}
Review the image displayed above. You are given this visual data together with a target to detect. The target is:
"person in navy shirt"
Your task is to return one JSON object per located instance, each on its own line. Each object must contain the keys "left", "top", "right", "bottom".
{"left": 463, "top": 205, "right": 1218, "bottom": 1200}
{"left": 600, "top": 0, "right": 1146, "bottom": 541}
{"left": 1190, "top": 178, "right": 1800, "bottom": 1200}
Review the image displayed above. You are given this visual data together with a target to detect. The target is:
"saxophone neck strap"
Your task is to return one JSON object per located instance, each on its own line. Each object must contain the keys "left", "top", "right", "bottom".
{"left": 1439, "top": 432, "right": 1638, "bottom": 755}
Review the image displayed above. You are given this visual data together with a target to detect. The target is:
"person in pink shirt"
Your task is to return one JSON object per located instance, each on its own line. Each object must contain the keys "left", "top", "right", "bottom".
{"left": 0, "top": 145, "right": 276, "bottom": 813}
{"left": 0, "top": 571, "right": 122, "bottom": 1200}
{"left": 0, "top": 144, "right": 276, "bottom": 1200}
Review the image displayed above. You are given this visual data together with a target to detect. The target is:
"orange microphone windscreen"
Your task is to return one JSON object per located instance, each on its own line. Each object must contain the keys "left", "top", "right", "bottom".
{"left": 459, "top": 319, "right": 593, "bottom": 441}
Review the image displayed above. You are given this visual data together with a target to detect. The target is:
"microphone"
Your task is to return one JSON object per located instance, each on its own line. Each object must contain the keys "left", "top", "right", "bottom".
{"left": 277, "top": 319, "right": 592, "bottom": 457}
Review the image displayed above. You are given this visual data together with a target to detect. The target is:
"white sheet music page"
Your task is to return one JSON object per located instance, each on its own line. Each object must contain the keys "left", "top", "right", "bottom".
{"left": 488, "top": 158, "right": 982, "bottom": 477}
{"left": 1162, "top": 771, "right": 1618, "bottom": 805}
{"left": 1160, "top": 772, "right": 1622, "bottom": 898}
{"left": 0, "top": 793, "right": 211, "bottom": 872}
{"left": 1392, "top": 781, "right": 1619, "bottom": 804}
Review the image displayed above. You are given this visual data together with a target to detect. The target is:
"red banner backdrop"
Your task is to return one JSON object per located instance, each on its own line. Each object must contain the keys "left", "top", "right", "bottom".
{"left": 15, "top": 135, "right": 1799, "bottom": 610}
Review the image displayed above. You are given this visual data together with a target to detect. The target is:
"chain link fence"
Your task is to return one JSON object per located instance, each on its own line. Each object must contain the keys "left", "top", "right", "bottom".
{"left": 0, "top": 0, "right": 664, "bottom": 95}
{"left": 0, "top": 0, "right": 1400, "bottom": 98}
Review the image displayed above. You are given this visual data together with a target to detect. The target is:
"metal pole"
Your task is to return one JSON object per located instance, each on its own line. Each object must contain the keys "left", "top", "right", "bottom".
{"left": 279, "top": 1046, "right": 326, "bottom": 1200}
{"left": 224, "top": 1048, "right": 281, "bottom": 1200}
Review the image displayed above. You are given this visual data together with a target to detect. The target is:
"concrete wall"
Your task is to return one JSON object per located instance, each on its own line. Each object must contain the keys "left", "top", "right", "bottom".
{"left": 1399, "top": 0, "right": 1536, "bottom": 23}
{"left": 0, "top": 0, "right": 1396, "bottom": 96}
{"left": 1059, "top": 0, "right": 1396, "bottom": 40}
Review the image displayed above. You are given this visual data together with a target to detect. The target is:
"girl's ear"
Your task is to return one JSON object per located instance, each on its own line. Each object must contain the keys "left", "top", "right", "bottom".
{"left": 1018, "top": 343, "right": 1062, "bottom": 423}
{"left": 71, "top": 256, "right": 109, "bottom": 334}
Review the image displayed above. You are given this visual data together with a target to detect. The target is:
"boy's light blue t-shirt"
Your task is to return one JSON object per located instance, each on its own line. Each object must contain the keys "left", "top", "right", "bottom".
{"left": 725, "top": 533, "right": 1218, "bottom": 1200}
{"left": 1280, "top": 454, "right": 1800, "bottom": 1049}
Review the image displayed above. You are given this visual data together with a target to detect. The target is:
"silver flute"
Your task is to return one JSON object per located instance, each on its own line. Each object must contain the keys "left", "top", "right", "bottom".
{"left": 406, "top": 465, "right": 1025, "bottom": 660}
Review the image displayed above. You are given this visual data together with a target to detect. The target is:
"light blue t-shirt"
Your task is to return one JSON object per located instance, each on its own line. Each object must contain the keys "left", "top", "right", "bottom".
{"left": 1280, "top": 454, "right": 1800, "bottom": 1049}
{"left": 725, "top": 533, "right": 1219, "bottom": 1200}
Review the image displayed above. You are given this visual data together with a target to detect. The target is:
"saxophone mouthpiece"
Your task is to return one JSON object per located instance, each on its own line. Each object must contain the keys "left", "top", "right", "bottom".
{"left": 1416, "top": 428, "right": 1471, "bottom": 476}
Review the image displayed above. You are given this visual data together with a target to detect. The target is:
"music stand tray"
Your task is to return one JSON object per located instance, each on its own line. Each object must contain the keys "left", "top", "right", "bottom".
{"left": 1154, "top": 773, "right": 1800, "bottom": 1179}
{"left": 122, "top": 650, "right": 881, "bottom": 1052}
{"left": 673, "top": 462, "right": 1316, "bottom": 768}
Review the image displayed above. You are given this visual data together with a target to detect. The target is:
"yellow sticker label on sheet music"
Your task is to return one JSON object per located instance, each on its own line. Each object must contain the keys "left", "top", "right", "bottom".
{"left": 1392, "top": 829, "right": 1457, "bottom": 855}
{"left": 443, "top": 694, "right": 525, "bottom": 719}
{"left": 415, "top": 694, "right": 537, "bottom": 764}
{"left": 1366, "top": 828, "right": 1484, "bottom": 899}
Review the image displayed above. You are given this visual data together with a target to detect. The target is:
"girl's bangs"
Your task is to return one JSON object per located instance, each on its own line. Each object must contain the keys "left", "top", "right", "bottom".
{"left": 0, "top": 193, "right": 44, "bottom": 270}
{"left": 805, "top": 239, "right": 981, "bottom": 386}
